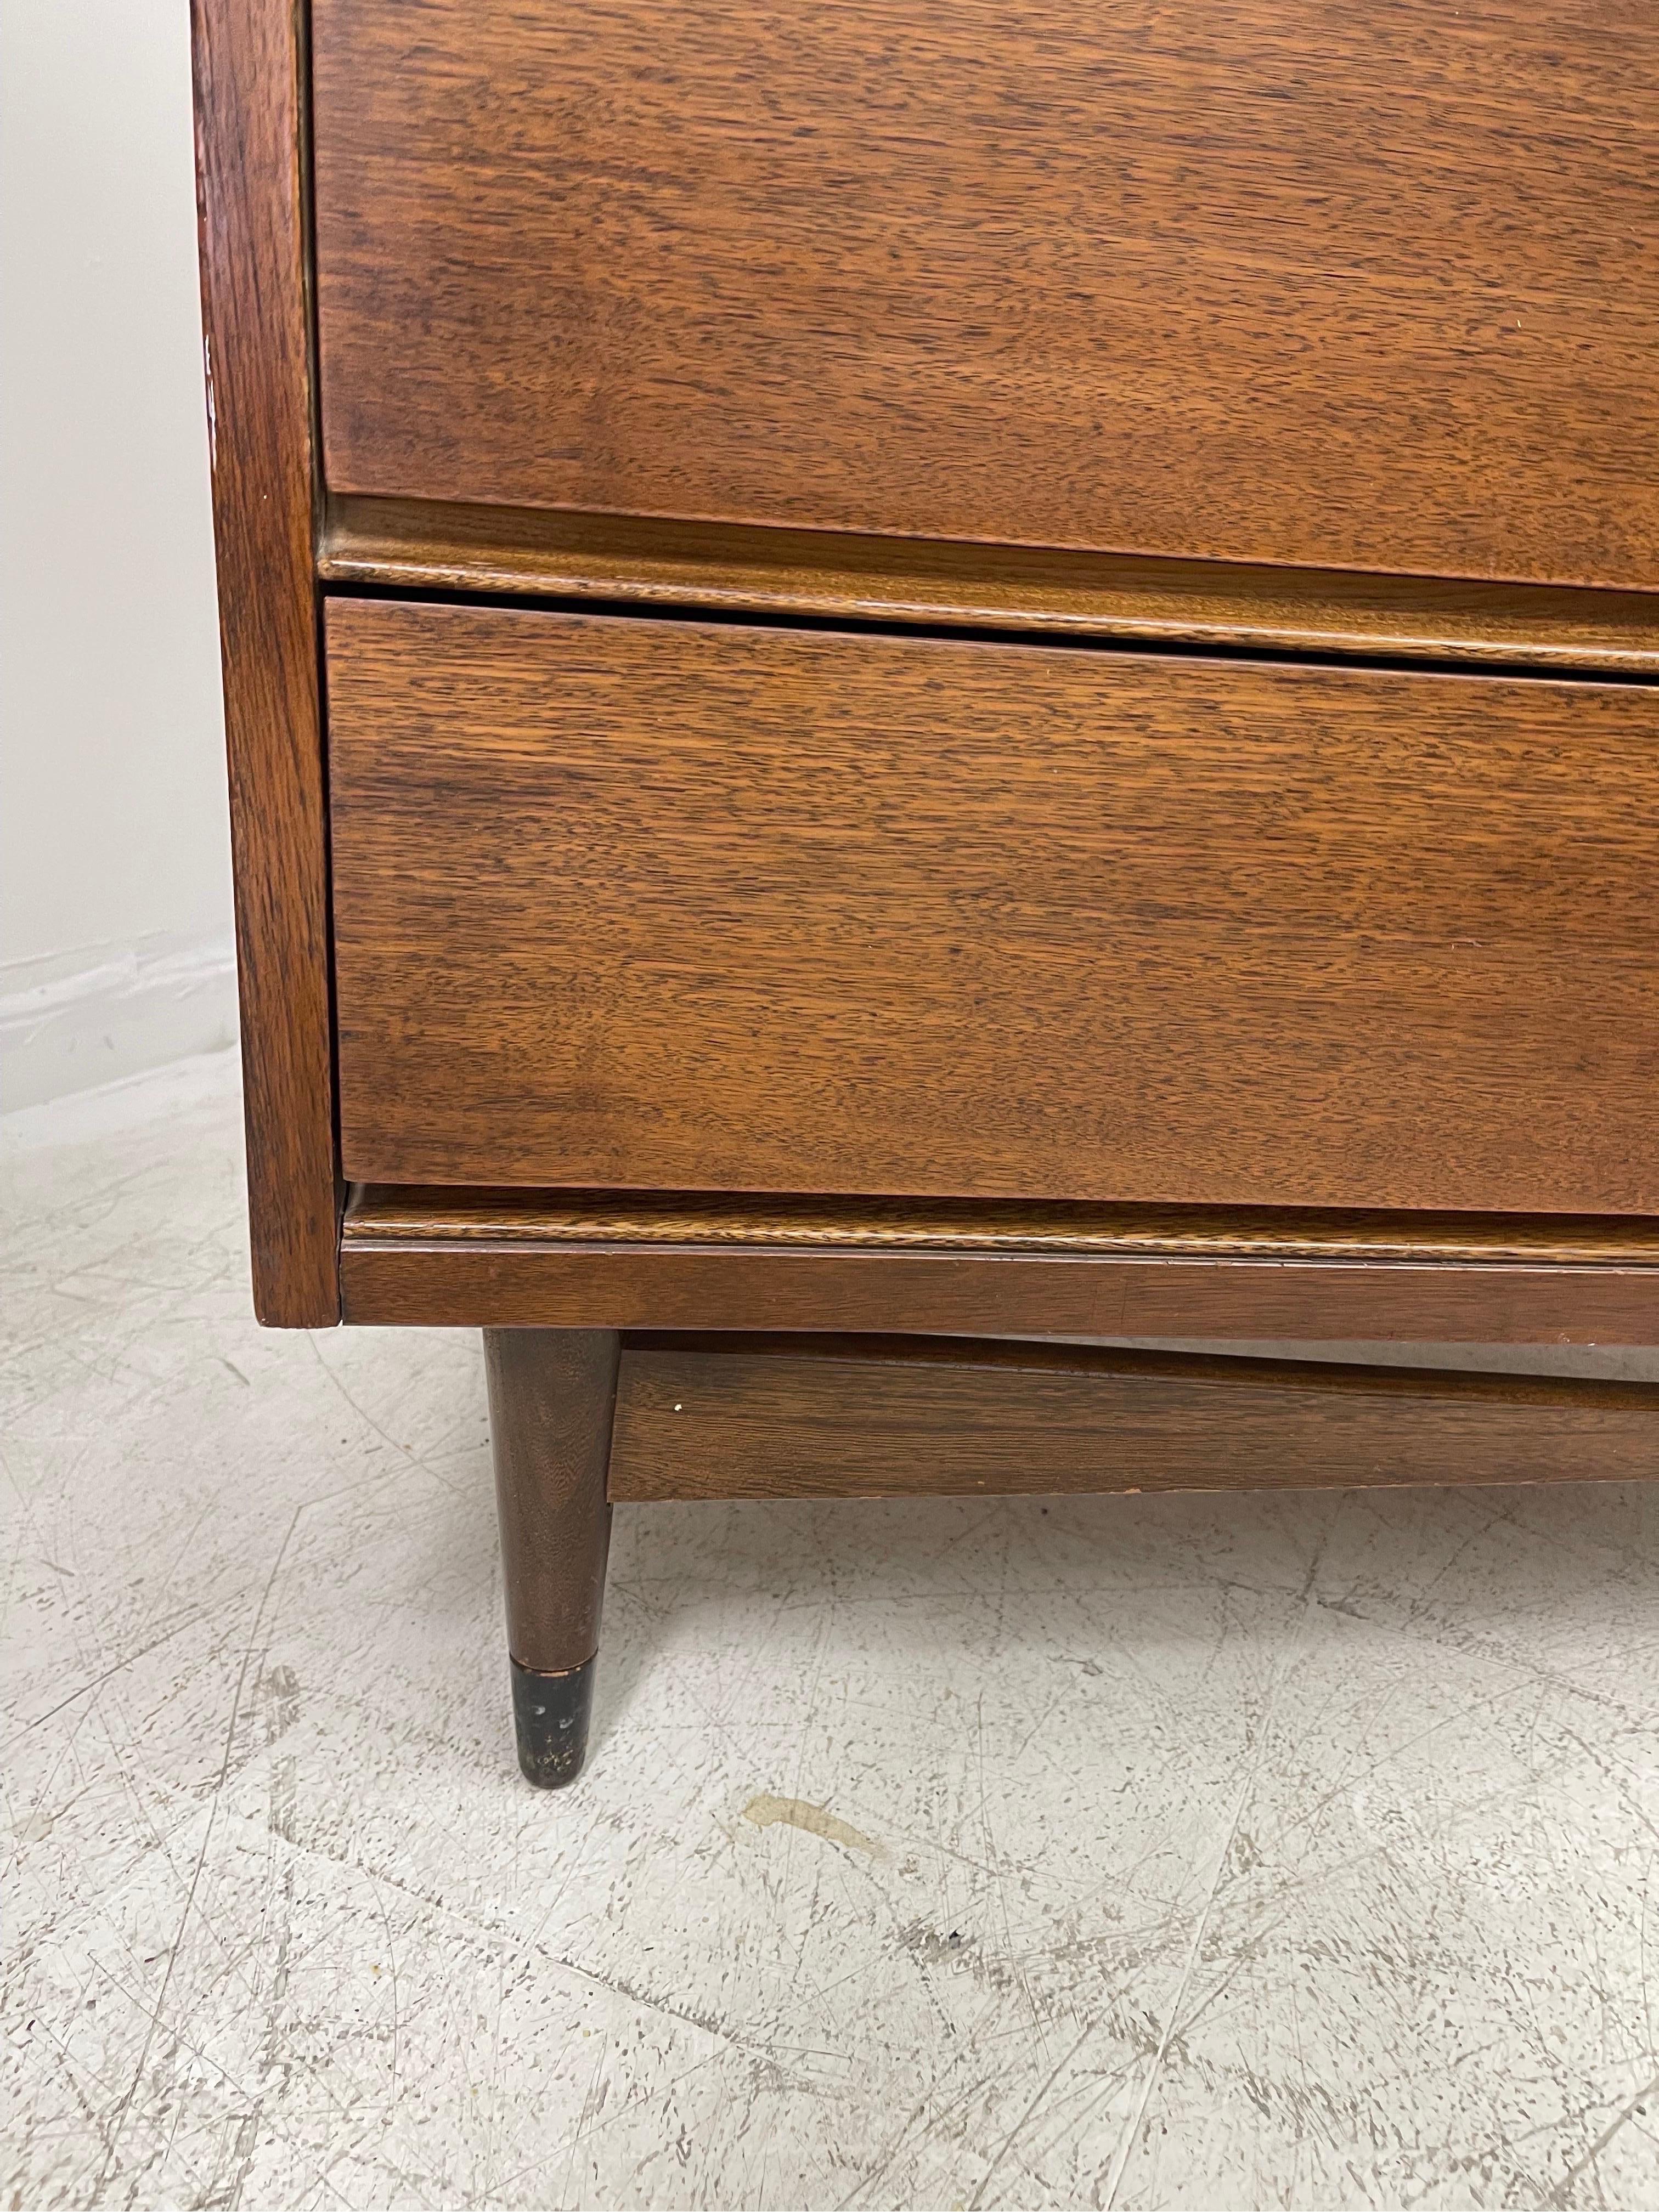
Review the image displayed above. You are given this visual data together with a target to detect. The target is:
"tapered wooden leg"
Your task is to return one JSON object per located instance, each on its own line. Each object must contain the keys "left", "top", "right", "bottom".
{"left": 483, "top": 1328, "right": 620, "bottom": 1788}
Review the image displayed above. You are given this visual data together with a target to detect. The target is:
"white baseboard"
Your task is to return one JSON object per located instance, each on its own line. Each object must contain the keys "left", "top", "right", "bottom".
{"left": 0, "top": 934, "right": 240, "bottom": 1111}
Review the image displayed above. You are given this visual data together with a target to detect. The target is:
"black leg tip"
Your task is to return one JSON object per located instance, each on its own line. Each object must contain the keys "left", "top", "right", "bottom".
{"left": 510, "top": 1656, "right": 595, "bottom": 1788}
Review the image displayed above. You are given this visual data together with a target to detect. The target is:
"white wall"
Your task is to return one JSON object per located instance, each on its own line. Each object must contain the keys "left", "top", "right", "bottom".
{"left": 2, "top": 0, "right": 237, "bottom": 1109}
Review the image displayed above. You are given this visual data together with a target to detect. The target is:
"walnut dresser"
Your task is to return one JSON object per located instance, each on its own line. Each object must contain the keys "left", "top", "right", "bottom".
{"left": 193, "top": 0, "right": 1659, "bottom": 1785}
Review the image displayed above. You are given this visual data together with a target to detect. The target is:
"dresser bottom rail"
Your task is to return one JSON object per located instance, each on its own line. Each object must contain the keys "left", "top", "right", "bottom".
{"left": 608, "top": 1333, "right": 1659, "bottom": 1503}
{"left": 341, "top": 1188, "right": 1659, "bottom": 1345}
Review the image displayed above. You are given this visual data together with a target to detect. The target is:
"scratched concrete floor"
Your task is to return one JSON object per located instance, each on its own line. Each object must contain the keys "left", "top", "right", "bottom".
{"left": 7, "top": 1054, "right": 1659, "bottom": 2212}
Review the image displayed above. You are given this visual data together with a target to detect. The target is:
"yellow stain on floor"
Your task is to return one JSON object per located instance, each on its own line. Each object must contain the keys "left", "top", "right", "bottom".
{"left": 742, "top": 1792, "right": 887, "bottom": 1858}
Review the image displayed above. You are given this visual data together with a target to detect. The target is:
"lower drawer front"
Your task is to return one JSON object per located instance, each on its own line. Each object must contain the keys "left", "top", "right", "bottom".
{"left": 326, "top": 600, "right": 1657, "bottom": 1213}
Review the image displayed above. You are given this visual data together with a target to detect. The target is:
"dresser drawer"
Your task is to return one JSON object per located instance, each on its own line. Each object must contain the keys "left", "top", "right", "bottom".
{"left": 311, "top": 0, "right": 1659, "bottom": 589}
{"left": 326, "top": 599, "right": 1658, "bottom": 1212}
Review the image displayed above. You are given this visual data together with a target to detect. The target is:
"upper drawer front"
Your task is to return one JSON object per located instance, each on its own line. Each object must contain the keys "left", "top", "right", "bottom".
{"left": 327, "top": 601, "right": 1658, "bottom": 1212}
{"left": 311, "top": 0, "right": 1659, "bottom": 591}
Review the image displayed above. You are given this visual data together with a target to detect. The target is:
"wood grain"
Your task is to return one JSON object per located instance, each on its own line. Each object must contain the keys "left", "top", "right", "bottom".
{"left": 340, "top": 1213, "right": 1659, "bottom": 1347}
{"left": 483, "top": 1328, "right": 618, "bottom": 1674}
{"left": 311, "top": 0, "right": 1659, "bottom": 589}
{"left": 326, "top": 601, "right": 1659, "bottom": 1214}
{"left": 193, "top": 0, "right": 337, "bottom": 1324}
{"left": 608, "top": 1336, "right": 1659, "bottom": 1502}
{"left": 323, "top": 496, "right": 1659, "bottom": 676}
{"left": 345, "top": 1189, "right": 1659, "bottom": 1266}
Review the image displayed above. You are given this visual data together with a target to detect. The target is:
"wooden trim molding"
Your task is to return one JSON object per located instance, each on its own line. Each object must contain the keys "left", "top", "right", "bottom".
{"left": 608, "top": 1334, "right": 1659, "bottom": 1503}
{"left": 322, "top": 494, "right": 1659, "bottom": 675}
{"left": 340, "top": 1190, "right": 1659, "bottom": 1345}
{"left": 193, "top": 0, "right": 338, "bottom": 1323}
{"left": 345, "top": 1189, "right": 1659, "bottom": 1266}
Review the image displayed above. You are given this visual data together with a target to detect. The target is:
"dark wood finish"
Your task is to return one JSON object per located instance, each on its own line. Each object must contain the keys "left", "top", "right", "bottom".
{"left": 483, "top": 1327, "right": 619, "bottom": 1785}
{"left": 608, "top": 1336, "right": 1659, "bottom": 1502}
{"left": 311, "top": 0, "right": 1659, "bottom": 590}
{"left": 340, "top": 1188, "right": 1659, "bottom": 1345}
{"left": 192, "top": 0, "right": 337, "bottom": 1325}
{"left": 483, "top": 1328, "right": 619, "bottom": 1676}
{"left": 326, "top": 602, "right": 1659, "bottom": 1214}
{"left": 323, "top": 496, "right": 1659, "bottom": 677}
